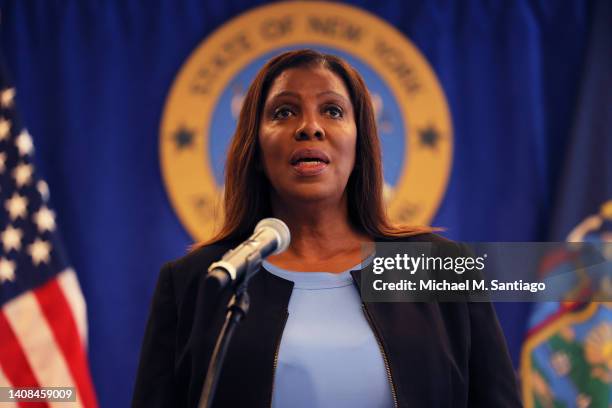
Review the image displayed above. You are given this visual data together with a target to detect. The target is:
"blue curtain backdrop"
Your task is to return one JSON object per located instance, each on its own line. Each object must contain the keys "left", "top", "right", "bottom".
{"left": 0, "top": 1, "right": 604, "bottom": 406}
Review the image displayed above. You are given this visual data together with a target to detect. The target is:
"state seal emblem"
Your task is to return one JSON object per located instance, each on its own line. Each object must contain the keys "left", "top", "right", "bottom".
{"left": 521, "top": 200, "right": 612, "bottom": 408}
{"left": 160, "top": 1, "right": 453, "bottom": 240}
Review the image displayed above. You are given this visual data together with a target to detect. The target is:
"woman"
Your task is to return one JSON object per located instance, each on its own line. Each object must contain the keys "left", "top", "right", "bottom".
{"left": 133, "top": 49, "right": 521, "bottom": 407}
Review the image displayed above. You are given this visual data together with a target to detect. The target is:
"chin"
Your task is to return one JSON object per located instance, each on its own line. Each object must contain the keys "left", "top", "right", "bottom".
{"left": 282, "top": 185, "right": 341, "bottom": 203}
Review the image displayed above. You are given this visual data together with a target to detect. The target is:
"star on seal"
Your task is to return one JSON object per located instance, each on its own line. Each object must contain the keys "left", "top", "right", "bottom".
{"left": 419, "top": 125, "right": 441, "bottom": 149}
{"left": 173, "top": 126, "right": 195, "bottom": 150}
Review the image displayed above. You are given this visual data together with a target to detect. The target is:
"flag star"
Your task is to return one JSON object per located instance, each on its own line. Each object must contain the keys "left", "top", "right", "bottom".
{"left": 5, "top": 193, "right": 28, "bottom": 220}
{"left": 28, "top": 239, "right": 51, "bottom": 266}
{"left": 1, "top": 88, "right": 15, "bottom": 108}
{"left": 0, "top": 117, "right": 10, "bottom": 140}
{"left": 1, "top": 225, "right": 22, "bottom": 252}
{"left": 33, "top": 206, "right": 56, "bottom": 232}
{"left": 12, "top": 162, "right": 33, "bottom": 187}
{"left": 15, "top": 129, "right": 34, "bottom": 156}
{"left": 37, "top": 180, "right": 50, "bottom": 201}
{"left": 0, "top": 258, "right": 16, "bottom": 283}
{"left": 0, "top": 152, "right": 6, "bottom": 173}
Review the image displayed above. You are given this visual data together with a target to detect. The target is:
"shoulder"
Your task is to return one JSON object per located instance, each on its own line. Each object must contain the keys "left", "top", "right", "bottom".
{"left": 384, "top": 232, "right": 452, "bottom": 243}
{"left": 381, "top": 232, "right": 457, "bottom": 248}
{"left": 160, "top": 241, "right": 237, "bottom": 298}
{"left": 380, "top": 232, "right": 473, "bottom": 260}
{"left": 170, "top": 241, "right": 234, "bottom": 272}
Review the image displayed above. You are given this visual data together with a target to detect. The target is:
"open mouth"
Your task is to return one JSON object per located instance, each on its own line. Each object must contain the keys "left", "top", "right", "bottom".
{"left": 289, "top": 149, "right": 330, "bottom": 175}
{"left": 291, "top": 157, "right": 328, "bottom": 166}
{"left": 289, "top": 149, "right": 330, "bottom": 164}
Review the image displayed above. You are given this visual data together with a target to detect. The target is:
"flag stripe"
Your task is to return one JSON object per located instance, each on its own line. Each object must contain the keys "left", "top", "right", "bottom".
{"left": 3, "top": 290, "right": 83, "bottom": 408}
{"left": 0, "top": 364, "right": 13, "bottom": 387}
{"left": 0, "top": 311, "right": 48, "bottom": 408}
{"left": 57, "top": 269, "right": 87, "bottom": 346}
{"left": 0, "top": 366, "right": 18, "bottom": 408}
{"left": 35, "top": 277, "right": 97, "bottom": 408}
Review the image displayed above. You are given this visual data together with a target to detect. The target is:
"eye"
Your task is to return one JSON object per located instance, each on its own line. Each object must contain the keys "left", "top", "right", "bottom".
{"left": 272, "top": 106, "right": 295, "bottom": 120}
{"left": 324, "top": 105, "right": 343, "bottom": 119}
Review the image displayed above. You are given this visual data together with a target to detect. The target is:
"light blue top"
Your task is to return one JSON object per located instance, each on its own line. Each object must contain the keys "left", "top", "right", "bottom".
{"left": 263, "top": 260, "right": 394, "bottom": 408}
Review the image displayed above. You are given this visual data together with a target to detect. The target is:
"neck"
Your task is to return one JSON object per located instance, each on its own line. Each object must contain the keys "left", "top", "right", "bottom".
{"left": 267, "top": 194, "right": 372, "bottom": 267}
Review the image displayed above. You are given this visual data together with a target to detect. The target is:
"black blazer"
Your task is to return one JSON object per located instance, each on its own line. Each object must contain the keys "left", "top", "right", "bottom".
{"left": 132, "top": 233, "right": 522, "bottom": 407}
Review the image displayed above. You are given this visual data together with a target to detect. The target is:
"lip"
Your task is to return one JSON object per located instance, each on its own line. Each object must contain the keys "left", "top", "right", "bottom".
{"left": 289, "top": 148, "right": 331, "bottom": 165}
{"left": 291, "top": 161, "right": 328, "bottom": 176}
{"left": 289, "top": 148, "right": 330, "bottom": 177}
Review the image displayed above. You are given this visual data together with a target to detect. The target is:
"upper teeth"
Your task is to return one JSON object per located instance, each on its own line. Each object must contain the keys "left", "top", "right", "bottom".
{"left": 295, "top": 158, "right": 323, "bottom": 163}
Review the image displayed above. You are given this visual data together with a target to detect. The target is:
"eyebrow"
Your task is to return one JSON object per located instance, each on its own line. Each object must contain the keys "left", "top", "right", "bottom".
{"left": 267, "top": 90, "right": 351, "bottom": 105}
{"left": 317, "top": 91, "right": 351, "bottom": 105}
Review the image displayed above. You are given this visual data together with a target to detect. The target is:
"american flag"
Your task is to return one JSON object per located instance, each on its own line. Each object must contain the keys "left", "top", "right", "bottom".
{"left": 0, "top": 64, "right": 98, "bottom": 407}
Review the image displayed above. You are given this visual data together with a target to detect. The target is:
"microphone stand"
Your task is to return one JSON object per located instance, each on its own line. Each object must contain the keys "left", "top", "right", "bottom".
{"left": 197, "top": 251, "right": 262, "bottom": 408}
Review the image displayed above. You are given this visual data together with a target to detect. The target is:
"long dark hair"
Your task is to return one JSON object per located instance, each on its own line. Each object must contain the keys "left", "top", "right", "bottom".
{"left": 198, "top": 49, "right": 433, "bottom": 246}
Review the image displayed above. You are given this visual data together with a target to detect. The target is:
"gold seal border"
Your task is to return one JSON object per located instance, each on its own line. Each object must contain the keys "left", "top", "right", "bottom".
{"left": 160, "top": 1, "right": 453, "bottom": 241}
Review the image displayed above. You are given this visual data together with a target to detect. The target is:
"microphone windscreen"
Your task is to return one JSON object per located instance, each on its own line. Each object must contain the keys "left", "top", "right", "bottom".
{"left": 255, "top": 218, "right": 291, "bottom": 254}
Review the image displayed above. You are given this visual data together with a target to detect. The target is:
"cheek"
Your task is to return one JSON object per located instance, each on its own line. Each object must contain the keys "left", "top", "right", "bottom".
{"left": 339, "top": 129, "right": 358, "bottom": 173}
{"left": 258, "top": 133, "right": 285, "bottom": 175}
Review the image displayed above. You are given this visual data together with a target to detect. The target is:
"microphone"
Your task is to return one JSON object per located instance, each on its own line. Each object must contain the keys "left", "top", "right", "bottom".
{"left": 206, "top": 218, "right": 291, "bottom": 290}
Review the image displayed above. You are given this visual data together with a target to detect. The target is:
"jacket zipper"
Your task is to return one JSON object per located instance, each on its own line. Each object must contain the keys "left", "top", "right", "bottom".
{"left": 362, "top": 303, "right": 399, "bottom": 408}
{"left": 269, "top": 310, "right": 289, "bottom": 408}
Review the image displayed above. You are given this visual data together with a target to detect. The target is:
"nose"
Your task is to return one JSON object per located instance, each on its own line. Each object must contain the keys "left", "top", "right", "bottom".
{"left": 295, "top": 114, "right": 325, "bottom": 141}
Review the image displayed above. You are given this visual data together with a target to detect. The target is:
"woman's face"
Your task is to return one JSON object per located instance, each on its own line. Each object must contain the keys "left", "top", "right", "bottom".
{"left": 258, "top": 66, "right": 357, "bottom": 206}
